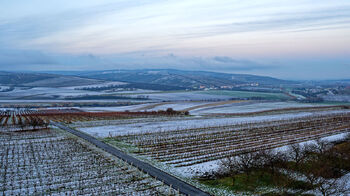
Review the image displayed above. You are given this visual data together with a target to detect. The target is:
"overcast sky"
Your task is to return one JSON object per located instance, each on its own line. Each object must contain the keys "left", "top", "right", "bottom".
{"left": 1, "top": 0, "right": 350, "bottom": 79}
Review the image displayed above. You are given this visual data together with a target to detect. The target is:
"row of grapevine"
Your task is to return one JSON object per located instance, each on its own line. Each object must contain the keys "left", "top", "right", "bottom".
{"left": 0, "top": 129, "right": 183, "bottom": 195}
{"left": 115, "top": 113, "right": 350, "bottom": 167}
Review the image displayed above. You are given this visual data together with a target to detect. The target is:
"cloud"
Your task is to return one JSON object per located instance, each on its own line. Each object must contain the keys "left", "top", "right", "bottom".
{"left": 0, "top": 47, "right": 272, "bottom": 72}
{"left": 0, "top": 48, "right": 56, "bottom": 67}
{"left": 2, "top": 1, "right": 350, "bottom": 53}
{"left": 0, "top": 1, "right": 157, "bottom": 45}
{"left": 213, "top": 56, "right": 237, "bottom": 63}
{"left": 0, "top": 0, "right": 349, "bottom": 79}
{"left": 174, "top": 5, "right": 350, "bottom": 39}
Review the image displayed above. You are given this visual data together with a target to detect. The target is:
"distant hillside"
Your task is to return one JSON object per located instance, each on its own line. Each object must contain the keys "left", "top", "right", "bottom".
{"left": 0, "top": 72, "right": 54, "bottom": 85}
{"left": 1, "top": 69, "right": 294, "bottom": 90}
{"left": 0, "top": 72, "right": 102, "bottom": 87}
{"left": 74, "top": 69, "right": 293, "bottom": 89}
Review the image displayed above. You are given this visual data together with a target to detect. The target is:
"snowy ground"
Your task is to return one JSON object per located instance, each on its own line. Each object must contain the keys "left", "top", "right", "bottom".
{"left": 76, "top": 109, "right": 350, "bottom": 180}
{"left": 78, "top": 110, "right": 350, "bottom": 137}
{"left": 131, "top": 91, "right": 232, "bottom": 101}
{"left": 190, "top": 101, "right": 324, "bottom": 115}
{"left": 64, "top": 81, "right": 126, "bottom": 89}
{"left": 80, "top": 101, "right": 328, "bottom": 115}
{"left": 0, "top": 85, "right": 155, "bottom": 100}
{"left": 175, "top": 132, "right": 350, "bottom": 178}
{"left": 151, "top": 102, "right": 212, "bottom": 111}
{"left": 0, "top": 87, "right": 103, "bottom": 99}
{"left": 0, "top": 129, "right": 178, "bottom": 195}
{"left": 81, "top": 103, "right": 154, "bottom": 112}
{"left": 322, "top": 95, "right": 350, "bottom": 102}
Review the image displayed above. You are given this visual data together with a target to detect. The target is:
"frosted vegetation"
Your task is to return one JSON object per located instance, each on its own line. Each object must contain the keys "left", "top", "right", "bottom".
{"left": 0, "top": 129, "right": 182, "bottom": 195}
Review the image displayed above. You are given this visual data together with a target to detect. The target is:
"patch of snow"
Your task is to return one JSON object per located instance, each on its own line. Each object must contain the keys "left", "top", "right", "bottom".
{"left": 191, "top": 101, "right": 324, "bottom": 115}
{"left": 151, "top": 102, "right": 211, "bottom": 111}
{"left": 64, "top": 81, "right": 126, "bottom": 89}
{"left": 175, "top": 132, "right": 350, "bottom": 178}
{"left": 134, "top": 92, "right": 231, "bottom": 101}
{"left": 81, "top": 103, "right": 154, "bottom": 112}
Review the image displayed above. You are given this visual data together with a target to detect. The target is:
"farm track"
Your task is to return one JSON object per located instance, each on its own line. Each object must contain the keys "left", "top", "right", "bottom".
{"left": 51, "top": 121, "right": 210, "bottom": 196}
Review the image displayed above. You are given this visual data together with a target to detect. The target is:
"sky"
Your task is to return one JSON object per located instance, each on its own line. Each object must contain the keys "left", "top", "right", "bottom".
{"left": 0, "top": 0, "right": 350, "bottom": 80}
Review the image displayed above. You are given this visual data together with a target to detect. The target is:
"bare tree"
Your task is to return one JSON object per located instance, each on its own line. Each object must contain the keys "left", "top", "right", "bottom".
{"left": 220, "top": 151, "right": 265, "bottom": 185}
{"left": 260, "top": 149, "right": 287, "bottom": 174}
{"left": 29, "top": 117, "right": 45, "bottom": 130}
{"left": 287, "top": 143, "right": 308, "bottom": 170}
{"left": 303, "top": 163, "right": 349, "bottom": 196}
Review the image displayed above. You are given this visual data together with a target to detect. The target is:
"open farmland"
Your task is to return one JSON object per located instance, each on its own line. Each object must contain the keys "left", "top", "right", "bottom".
{"left": 76, "top": 110, "right": 349, "bottom": 137}
{"left": 111, "top": 112, "right": 350, "bottom": 168}
{"left": 0, "top": 109, "right": 188, "bottom": 125}
{"left": 200, "top": 90, "right": 290, "bottom": 100}
{"left": 190, "top": 101, "right": 321, "bottom": 115}
{"left": 0, "top": 110, "right": 49, "bottom": 131}
{"left": 0, "top": 128, "right": 183, "bottom": 195}
{"left": 130, "top": 91, "right": 232, "bottom": 101}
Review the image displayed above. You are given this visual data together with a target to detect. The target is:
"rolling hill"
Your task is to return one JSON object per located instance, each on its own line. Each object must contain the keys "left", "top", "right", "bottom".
{"left": 73, "top": 69, "right": 293, "bottom": 89}
{"left": 0, "top": 71, "right": 103, "bottom": 87}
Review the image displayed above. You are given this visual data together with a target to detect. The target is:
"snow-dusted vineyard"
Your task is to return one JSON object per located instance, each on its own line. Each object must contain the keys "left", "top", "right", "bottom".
{"left": 0, "top": 129, "right": 182, "bottom": 195}
{"left": 0, "top": 110, "right": 49, "bottom": 131}
{"left": 190, "top": 101, "right": 320, "bottom": 114}
{"left": 115, "top": 113, "right": 350, "bottom": 167}
{"left": 77, "top": 110, "right": 350, "bottom": 137}
{"left": 0, "top": 109, "right": 187, "bottom": 127}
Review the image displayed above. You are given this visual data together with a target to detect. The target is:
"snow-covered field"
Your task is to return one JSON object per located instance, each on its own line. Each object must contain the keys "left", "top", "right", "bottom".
{"left": 81, "top": 101, "right": 214, "bottom": 112}
{"left": 0, "top": 87, "right": 102, "bottom": 98}
{"left": 132, "top": 91, "right": 231, "bottom": 101}
{"left": 64, "top": 81, "right": 126, "bottom": 89}
{"left": 81, "top": 101, "right": 329, "bottom": 115}
{"left": 322, "top": 95, "right": 350, "bottom": 102}
{"left": 0, "top": 99, "right": 146, "bottom": 103}
{"left": 177, "top": 132, "right": 350, "bottom": 178}
{"left": 78, "top": 110, "right": 350, "bottom": 137}
{"left": 191, "top": 101, "right": 323, "bottom": 114}
{"left": 0, "top": 86, "right": 11, "bottom": 91}
{"left": 151, "top": 102, "right": 211, "bottom": 111}
{"left": 0, "top": 129, "right": 180, "bottom": 195}
{"left": 0, "top": 85, "right": 155, "bottom": 100}
{"left": 81, "top": 103, "right": 154, "bottom": 112}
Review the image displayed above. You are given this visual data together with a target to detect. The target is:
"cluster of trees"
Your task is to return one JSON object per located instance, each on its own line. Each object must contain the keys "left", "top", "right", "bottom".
{"left": 202, "top": 136, "right": 350, "bottom": 195}
{"left": 75, "top": 84, "right": 124, "bottom": 91}
{"left": 158, "top": 108, "right": 189, "bottom": 115}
